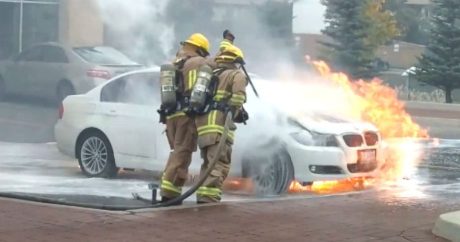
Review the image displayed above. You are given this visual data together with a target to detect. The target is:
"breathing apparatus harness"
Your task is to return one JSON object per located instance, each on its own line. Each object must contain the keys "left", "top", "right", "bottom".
{"left": 157, "top": 56, "right": 192, "bottom": 123}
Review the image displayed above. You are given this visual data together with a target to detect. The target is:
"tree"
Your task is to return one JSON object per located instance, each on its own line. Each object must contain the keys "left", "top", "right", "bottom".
{"left": 364, "top": 0, "right": 400, "bottom": 48}
{"left": 415, "top": 0, "right": 460, "bottom": 103}
{"left": 320, "top": 0, "right": 399, "bottom": 79}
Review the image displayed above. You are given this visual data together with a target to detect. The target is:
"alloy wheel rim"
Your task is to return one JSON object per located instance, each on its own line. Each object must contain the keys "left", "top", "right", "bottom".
{"left": 254, "top": 158, "right": 278, "bottom": 195}
{"left": 81, "top": 137, "right": 108, "bottom": 175}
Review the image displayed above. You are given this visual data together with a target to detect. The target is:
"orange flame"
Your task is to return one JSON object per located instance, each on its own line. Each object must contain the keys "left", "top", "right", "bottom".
{"left": 287, "top": 60, "right": 428, "bottom": 194}
{"left": 289, "top": 178, "right": 375, "bottom": 194}
{"left": 311, "top": 60, "right": 428, "bottom": 139}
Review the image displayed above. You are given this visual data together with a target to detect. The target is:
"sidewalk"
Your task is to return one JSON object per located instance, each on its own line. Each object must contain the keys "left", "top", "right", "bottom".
{"left": 0, "top": 191, "right": 458, "bottom": 242}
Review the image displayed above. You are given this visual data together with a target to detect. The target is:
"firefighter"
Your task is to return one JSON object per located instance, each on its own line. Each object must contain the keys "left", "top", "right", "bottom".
{"left": 159, "top": 33, "right": 211, "bottom": 204}
{"left": 195, "top": 45, "right": 249, "bottom": 203}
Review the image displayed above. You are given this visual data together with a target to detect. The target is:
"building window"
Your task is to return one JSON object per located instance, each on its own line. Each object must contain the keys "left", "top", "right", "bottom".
{"left": 0, "top": 0, "right": 59, "bottom": 60}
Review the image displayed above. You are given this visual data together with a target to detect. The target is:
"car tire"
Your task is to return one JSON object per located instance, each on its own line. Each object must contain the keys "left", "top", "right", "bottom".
{"left": 77, "top": 131, "right": 118, "bottom": 178}
{"left": 56, "top": 81, "right": 75, "bottom": 104}
{"left": 242, "top": 143, "right": 294, "bottom": 196}
{"left": 0, "top": 76, "right": 6, "bottom": 101}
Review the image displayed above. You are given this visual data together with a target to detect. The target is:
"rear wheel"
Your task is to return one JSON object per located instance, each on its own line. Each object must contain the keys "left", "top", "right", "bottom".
{"left": 77, "top": 131, "right": 118, "bottom": 178}
{"left": 243, "top": 144, "right": 294, "bottom": 196}
{"left": 56, "top": 81, "right": 75, "bottom": 104}
{"left": 0, "top": 76, "right": 6, "bottom": 101}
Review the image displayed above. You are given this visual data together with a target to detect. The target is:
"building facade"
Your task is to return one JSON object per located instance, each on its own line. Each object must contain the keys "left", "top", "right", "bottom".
{"left": 0, "top": 0, "right": 103, "bottom": 60}
{"left": 0, "top": 0, "right": 294, "bottom": 67}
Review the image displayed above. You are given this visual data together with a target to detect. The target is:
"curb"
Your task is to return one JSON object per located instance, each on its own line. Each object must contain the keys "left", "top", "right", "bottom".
{"left": 432, "top": 210, "right": 460, "bottom": 242}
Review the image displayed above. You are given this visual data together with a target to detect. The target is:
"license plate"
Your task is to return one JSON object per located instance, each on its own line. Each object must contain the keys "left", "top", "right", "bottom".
{"left": 358, "top": 149, "right": 376, "bottom": 165}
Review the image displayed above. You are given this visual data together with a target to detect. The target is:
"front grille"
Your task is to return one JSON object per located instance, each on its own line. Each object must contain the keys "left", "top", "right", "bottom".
{"left": 348, "top": 149, "right": 378, "bottom": 173}
{"left": 364, "top": 131, "right": 379, "bottom": 146}
{"left": 347, "top": 162, "right": 378, "bottom": 173}
{"left": 343, "top": 134, "right": 363, "bottom": 147}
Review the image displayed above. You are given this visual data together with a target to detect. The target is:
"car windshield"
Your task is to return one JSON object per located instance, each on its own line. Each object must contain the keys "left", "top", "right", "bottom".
{"left": 73, "top": 46, "right": 138, "bottom": 65}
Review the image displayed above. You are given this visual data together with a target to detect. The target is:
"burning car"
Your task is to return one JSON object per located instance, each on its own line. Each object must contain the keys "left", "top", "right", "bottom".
{"left": 54, "top": 68, "right": 385, "bottom": 195}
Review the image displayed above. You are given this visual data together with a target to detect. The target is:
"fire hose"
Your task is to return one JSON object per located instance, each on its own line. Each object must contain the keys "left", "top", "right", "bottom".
{"left": 0, "top": 112, "right": 232, "bottom": 211}
{"left": 131, "top": 111, "right": 233, "bottom": 207}
{"left": 0, "top": 112, "right": 232, "bottom": 210}
{"left": 0, "top": 44, "right": 258, "bottom": 209}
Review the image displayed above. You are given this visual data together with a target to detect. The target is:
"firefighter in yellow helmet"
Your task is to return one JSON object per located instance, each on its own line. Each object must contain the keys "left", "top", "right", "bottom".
{"left": 159, "top": 33, "right": 212, "bottom": 205}
{"left": 195, "top": 45, "right": 249, "bottom": 203}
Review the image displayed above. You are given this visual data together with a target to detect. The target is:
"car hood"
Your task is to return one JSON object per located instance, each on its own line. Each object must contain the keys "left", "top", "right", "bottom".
{"left": 293, "top": 113, "right": 379, "bottom": 135}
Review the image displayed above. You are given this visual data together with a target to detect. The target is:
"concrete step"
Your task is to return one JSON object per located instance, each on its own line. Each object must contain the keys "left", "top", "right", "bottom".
{"left": 433, "top": 210, "right": 460, "bottom": 242}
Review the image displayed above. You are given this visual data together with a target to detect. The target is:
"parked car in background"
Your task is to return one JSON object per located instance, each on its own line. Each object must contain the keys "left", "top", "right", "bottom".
{"left": 54, "top": 68, "right": 385, "bottom": 195}
{"left": 0, "top": 42, "right": 142, "bottom": 103}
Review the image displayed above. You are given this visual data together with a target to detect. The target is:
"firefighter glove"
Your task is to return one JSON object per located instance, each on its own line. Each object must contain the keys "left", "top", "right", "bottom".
{"left": 157, "top": 109, "right": 167, "bottom": 124}
{"left": 233, "top": 107, "right": 249, "bottom": 124}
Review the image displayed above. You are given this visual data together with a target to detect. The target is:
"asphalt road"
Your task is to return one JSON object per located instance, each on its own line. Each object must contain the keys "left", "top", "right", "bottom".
{"left": 0, "top": 94, "right": 459, "bottom": 208}
{"left": 0, "top": 140, "right": 459, "bottom": 209}
{"left": 0, "top": 96, "right": 58, "bottom": 143}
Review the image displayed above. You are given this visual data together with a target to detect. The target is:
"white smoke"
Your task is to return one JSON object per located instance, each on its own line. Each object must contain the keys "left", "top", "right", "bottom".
{"left": 293, "top": 0, "right": 326, "bottom": 34}
{"left": 95, "top": 0, "right": 174, "bottom": 65}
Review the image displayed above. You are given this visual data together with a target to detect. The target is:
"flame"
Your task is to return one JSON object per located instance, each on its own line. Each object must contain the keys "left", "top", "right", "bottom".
{"left": 311, "top": 60, "right": 428, "bottom": 139}
{"left": 289, "top": 178, "right": 375, "bottom": 194}
{"left": 287, "top": 60, "right": 428, "bottom": 194}
{"left": 224, "top": 60, "right": 428, "bottom": 195}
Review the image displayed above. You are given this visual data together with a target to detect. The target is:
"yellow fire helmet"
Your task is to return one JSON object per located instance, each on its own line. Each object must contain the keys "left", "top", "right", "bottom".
{"left": 182, "top": 33, "right": 210, "bottom": 55}
{"left": 216, "top": 45, "right": 245, "bottom": 64}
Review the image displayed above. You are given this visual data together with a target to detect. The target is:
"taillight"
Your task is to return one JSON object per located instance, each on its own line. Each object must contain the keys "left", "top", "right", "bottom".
{"left": 58, "top": 103, "right": 64, "bottom": 119}
{"left": 87, "top": 69, "right": 111, "bottom": 79}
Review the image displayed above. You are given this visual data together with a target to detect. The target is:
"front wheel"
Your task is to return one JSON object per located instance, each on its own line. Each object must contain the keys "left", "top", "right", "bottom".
{"left": 77, "top": 131, "right": 118, "bottom": 178}
{"left": 243, "top": 145, "right": 294, "bottom": 196}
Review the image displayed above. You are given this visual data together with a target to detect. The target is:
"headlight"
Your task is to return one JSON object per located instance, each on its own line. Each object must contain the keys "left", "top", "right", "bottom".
{"left": 312, "top": 133, "right": 339, "bottom": 147}
{"left": 290, "top": 131, "right": 339, "bottom": 147}
{"left": 290, "top": 131, "right": 314, "bottom": 146}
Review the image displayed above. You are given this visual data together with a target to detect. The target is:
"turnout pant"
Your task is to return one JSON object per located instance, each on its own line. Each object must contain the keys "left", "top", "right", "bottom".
{"left": 196, "top": 139, "right": 232, "bottom": 203}
{"left": 160, "top": 115, "right": 197, "bottom": 199}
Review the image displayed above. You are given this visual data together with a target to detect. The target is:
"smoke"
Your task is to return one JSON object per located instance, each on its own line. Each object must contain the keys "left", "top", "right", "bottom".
{"left": 93, "top": 1, "right": 385, "bottom": 181}
{"left": 293, "top": 0, "right": 326, "bottom": 34}
{"left": 96, "top": 0, "right": 174, "bottom": 65}
{"left": 95, "top": 0, "right": 299, "bottom": 75}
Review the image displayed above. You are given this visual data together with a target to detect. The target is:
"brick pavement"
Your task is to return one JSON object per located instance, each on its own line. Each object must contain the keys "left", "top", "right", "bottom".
{"left": 0, "top": 191, "right": 458, "bottom": 242}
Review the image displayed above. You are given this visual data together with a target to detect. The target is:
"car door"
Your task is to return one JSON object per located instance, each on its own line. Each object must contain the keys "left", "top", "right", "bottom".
{"left": 4, "top": 47, "right": 42, "bottom": 96}
{"left": 34, "top": 45, "right": 69, "bottom": 98}
{"left": 98, "top": 71, "right": 163, "bottom": 170}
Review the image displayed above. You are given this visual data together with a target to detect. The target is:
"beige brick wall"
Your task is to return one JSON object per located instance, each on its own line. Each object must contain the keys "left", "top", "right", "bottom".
{"left": 59, "top": 0, "right": 103, "bottom": 47}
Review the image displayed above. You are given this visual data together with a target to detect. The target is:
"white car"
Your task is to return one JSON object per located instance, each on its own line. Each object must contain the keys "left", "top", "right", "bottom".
{"left": 55, "top": 68, "right": 385, "bottom": 194}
